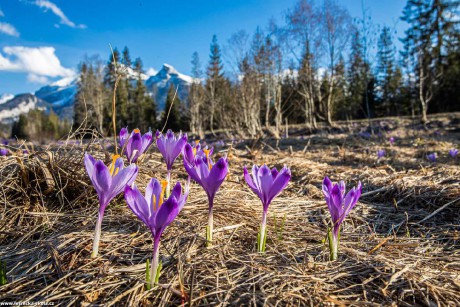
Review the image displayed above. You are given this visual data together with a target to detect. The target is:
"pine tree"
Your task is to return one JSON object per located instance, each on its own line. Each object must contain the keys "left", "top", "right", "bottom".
{"left": 376, "top": 26, "right": 400, "bottom": 116}
{"left": 189, "top": 52, "right": 205, "bottom": 138}
{"left": 346, "top": 30, "right": 368, "bottom": 119}
{"left": 206, "top": 35, "right": 225, "bottom": 132}
{"left": 401, "top": 0, "right": 459, "bottom": 123}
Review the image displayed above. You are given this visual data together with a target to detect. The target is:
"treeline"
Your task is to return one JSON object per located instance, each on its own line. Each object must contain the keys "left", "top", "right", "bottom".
{"left": 187, "top": 0, "right": 460, "bottom": 138}
{"left": 11, "top": 109, "right": 71, "bottom": 142}
{"left": 73, "top": 0, "right": 460, "bottom": 138}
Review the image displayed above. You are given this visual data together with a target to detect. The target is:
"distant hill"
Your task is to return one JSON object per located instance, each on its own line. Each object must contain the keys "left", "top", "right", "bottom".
{"left": 0, "top": 64, "right": 194, "bottom": 124}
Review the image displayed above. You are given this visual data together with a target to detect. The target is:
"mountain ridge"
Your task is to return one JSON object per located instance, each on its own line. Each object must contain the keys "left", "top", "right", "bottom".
{"left": 0, "top": 63, "right": 194, "bottom": 124}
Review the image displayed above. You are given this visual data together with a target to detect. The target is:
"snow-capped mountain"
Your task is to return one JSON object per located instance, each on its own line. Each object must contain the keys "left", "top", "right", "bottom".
{"left": 0, "top": 94, "right": 49, "bottom": 123}
{"left": 0, "top": 94, "right": 14, "bottom": 105}
{"left": 0, "top": 63, "right": 194, "bottom": 124}
{"left": 146, "top": 64, "right": 194, "bottom": 111}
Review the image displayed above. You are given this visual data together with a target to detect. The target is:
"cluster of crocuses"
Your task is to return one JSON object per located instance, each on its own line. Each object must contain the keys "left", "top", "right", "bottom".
{"left": 84, "top": 128, "right": 363, "bottom": 288}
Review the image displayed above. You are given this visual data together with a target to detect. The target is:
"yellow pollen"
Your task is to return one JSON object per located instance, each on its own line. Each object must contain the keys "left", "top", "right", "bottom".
{"left": 152, "top": 194, "right": 157, "bottom": 211}
{"left": 203, "top": 149, "right": 212, "bottom": 170}
{"left": 159, "top": 180, "right": 168, "bottom": 206}
{"left": 109, "top": 154, "right": 121, "bottom": 176}
{"left": 195, "top": 140, "right": 200, "bottom": 145}
{"left": 133, "top": 128, "right": 140, "bottom": 133}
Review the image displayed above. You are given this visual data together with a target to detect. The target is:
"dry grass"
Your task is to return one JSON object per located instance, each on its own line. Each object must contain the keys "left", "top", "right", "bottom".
{"left": 0, "top": 115, "right": 459, "bottom": 306}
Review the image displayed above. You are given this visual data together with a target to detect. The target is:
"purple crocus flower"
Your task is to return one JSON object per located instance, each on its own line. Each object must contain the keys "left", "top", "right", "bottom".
{"left": 449, "top": 149, "right": 458, "bottom": 158}
{"left": 427, "top": 153, "right": 436, "bottom": 162}
{"left": 183, "top": 143, "right": 228, "bottom": 245}
{"left": 121, "top": 128, "right": 153, "bottom": 163}
{"left": 119, "top": 127, "right": 129, "bottom": 148}
{"left": 125, "top": 179, "right": 188, "bottom": 287}
{"left": 156, "top": 130, "right": 188, "bottom": 171}
{"left": 156, "top": 130, "right": 188, "bottom": 196}
{"left": 244, "top": 164, "right": 291, "bottom": 252}
{"left": 84, "top": 153, "right": 138, "bottom": 258}
{"left": 389, "top": 137, "right": 395, "bottom": 146}
{"left": 377, "top": 149, "right": 386, "bottom": 159}
{"left": 0, "top": 149, "right": 8, "bottom": 156}
{"left": 322, "top": 176, "right": 362, "bottom": 260}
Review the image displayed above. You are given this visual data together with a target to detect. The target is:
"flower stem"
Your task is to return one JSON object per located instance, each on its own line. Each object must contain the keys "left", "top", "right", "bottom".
{"left": 91, "top": 212, "right": 104, "bottom": 258}
{"left": 206, "top": 196, "right": 214, "bottom": 246}
{"left": 258, "top": 210, "right": 268, "bottom": 253}
{"left": 150, "top": 237, "right": 161, "bottom": 289}
{"left": 328, "top": 228, "right": 339, "bottom": 261}
{"left": 166, "top": 171, "right": 171, "bottom": 198}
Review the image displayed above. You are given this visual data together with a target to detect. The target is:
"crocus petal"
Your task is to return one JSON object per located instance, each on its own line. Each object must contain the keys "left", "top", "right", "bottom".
{"left": 119, "top": 127, "right": 129, "bottom": 147}
{"left": 251, "top": 164, "right": 261, "bottom": 190}
{"left": 127, "top": 132, "right": 142, "bottom": 162}
{"left": 145, "top": 178, "right": 162, "bottom": 209}
{"left": 194, "top": 156, "right": 210, "bottom": 181}
{"left": 84, "top": 153, "right": 96, "bottom": 180}
{"left": 114, "top": 157, "right": 124, "bottom": 171}
{"left": 153, "top": 196, "right": 180, "bottom": 239}
{"left": 141, "top": 130, "right": 153, "bottom": 153}
{"left": 124, "top": 184, "right": 150, "bottom": 226}
{"left": 93, "top": 161, "right": 111, "bottom": 200}
{"left": 271, "top": 167, "right": 279, "bottom": 179}
{"left": 258, "top": 165, "right": 274, "bottom": 206}
{"left": 170, "top": 182, "right": 182, "bottom": 201}
{"left": 267, "top": 166, "right": 291, "bottom": 205}
{"left": 169, "top": 133, "right": 187, "bottom": 165}
{"left": 243, "top": 166, "right": 257, "bottom": 191}
{"left": 329, "top": 184, "right": 343, "bottom": 224}
{"left": 184, "top": 158, "right": 202, "bottom": 185}
{"left": 322, "top": 176, "right": 333, "bottom": 198}
{"left": 205, "top": 157, "right": 228, "bottom": 199}
{"left": 183, "top": 143, "right": 195, "bottom": 165}
{"left": 107, "top": 164, "right": 138, "bottom": 201}
{"left": 339, "top": 181, "right": 346, "bottom": 196}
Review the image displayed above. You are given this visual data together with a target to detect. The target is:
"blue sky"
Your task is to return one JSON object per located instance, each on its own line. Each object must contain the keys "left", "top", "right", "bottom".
{"left": 0, "top": 0, "right": 406, "bottom": 95}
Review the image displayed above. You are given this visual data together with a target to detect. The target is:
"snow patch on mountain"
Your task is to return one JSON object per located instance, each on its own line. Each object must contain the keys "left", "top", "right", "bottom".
{"left": 0, "top": 94, "right": 14, "bottom": 105}
{"left": 0, "top": 63, "right": 195, "bottom": 124}
{"left": 0, "top": 94, "right": 47, "bottom": 123}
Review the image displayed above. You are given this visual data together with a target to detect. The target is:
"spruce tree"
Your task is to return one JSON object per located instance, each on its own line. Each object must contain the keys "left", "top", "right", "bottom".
{"left": 206, "top": 35, "right": 225, "bottom": 132}
{"left": 376, "top": 26, "right": 399, "bottom": 116}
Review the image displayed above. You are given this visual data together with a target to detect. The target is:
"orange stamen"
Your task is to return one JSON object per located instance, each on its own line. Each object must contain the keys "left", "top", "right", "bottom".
{"left": 152, "top": 194, "right": 157, "bottom": 211}
{"left": 109, "top": 154, "right": 121, "bottom": 176}
{"left": 159, "top": 180, "right": 168, "bottom": 206}
{"left": 203, "top": 149, "right": 212, "bottom": 170}
{"left": 133, "top": 128, "right": 140, "bottom": 133}
{"left": 195, "top": 140, "right": 200, "bottom": 145}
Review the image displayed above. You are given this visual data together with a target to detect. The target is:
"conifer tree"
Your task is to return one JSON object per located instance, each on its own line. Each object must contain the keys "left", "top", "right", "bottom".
{"left": 206, "top": 35, "right": 225, "bottom": 132}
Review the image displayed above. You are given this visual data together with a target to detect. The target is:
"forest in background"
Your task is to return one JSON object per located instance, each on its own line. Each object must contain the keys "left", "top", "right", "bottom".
{"left": 12, "top": 0, "right": 460, "bottom": 140}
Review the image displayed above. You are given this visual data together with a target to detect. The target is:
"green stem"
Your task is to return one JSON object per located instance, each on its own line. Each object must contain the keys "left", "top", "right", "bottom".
{"left": 207, "top": 203, "right": 213, "bottom": 246}
{"left": 258, "top": 210, "right": 268, "bottom": 253}
{"left": 328, "top": 228, "right": 339, "bottom": 261}
{"left": 91, "top": 212, "right": 104, "bottom": 259}
{"left": 150, "top": 237, "right": 160, "bottom": 288}
{"left": 166, "top": 171, "right": 171, "bottom": 198}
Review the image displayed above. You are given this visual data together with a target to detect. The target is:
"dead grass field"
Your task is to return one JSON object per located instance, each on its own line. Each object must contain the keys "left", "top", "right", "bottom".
{"left": 0, "top": 114, "right": 459, "bottom": 306}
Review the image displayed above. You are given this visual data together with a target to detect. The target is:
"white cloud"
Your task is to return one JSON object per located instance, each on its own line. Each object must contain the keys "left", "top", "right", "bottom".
{"left": 34, "top": 0, "right": 86, "bottom": 29}
{"left": 0, "top": 22, "right": 20, "bottom": 37}
{"left": 27, "top": 73, "right": 49, "bottom": 84}
{"left": 0, "top": 46, "right": 75, "bottom": 79}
